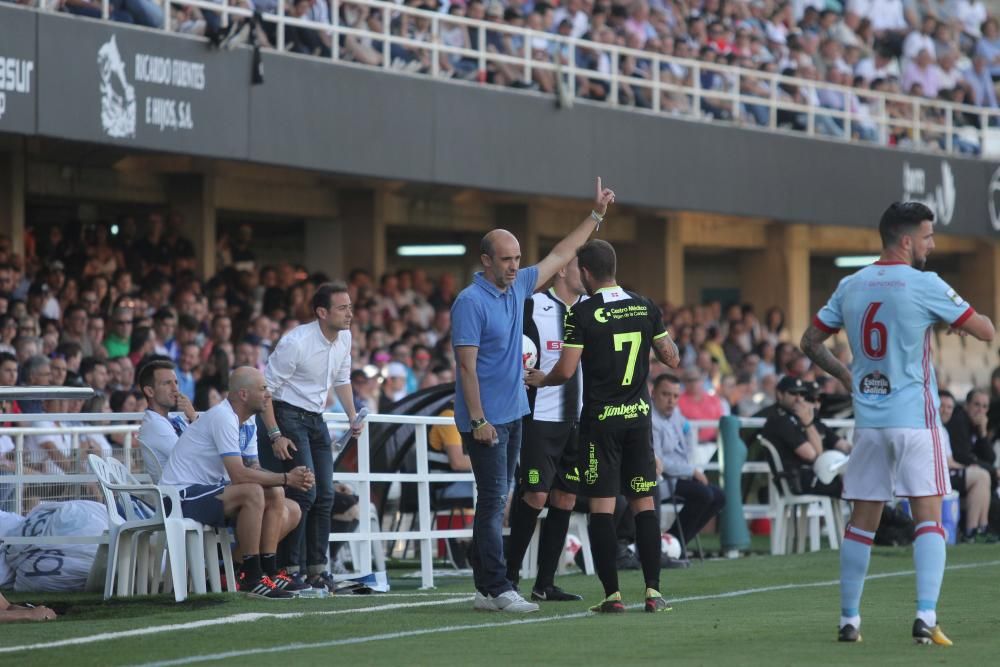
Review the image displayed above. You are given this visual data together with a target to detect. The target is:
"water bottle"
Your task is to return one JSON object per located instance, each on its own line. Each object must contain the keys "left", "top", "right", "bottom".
{"left": 298, "top": 586, "right": 329, "bottom": 599}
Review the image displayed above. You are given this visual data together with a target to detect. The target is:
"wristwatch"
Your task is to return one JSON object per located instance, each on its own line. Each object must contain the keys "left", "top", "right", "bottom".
{"left": 470, "top": 418, "right": 489, "bottom": 431}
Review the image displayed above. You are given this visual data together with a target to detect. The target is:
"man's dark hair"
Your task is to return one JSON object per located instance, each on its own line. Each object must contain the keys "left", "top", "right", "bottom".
{"left": 178, "top": 313, "right": 199, "bottom": 332}
{"left": 479, "top": 233, "right": 495, "bottom": 259}
{"left": 153, "top": 307, "right": 176, "bottom": 323}
{"left": 311, "top": 282, "right": 349, "bottom": 316}
{"left": 576, "top": 239, "right": 617, "bottom": 282}
{"left": 879, "top": 202, "right": 934, "bottom": 248}
{"left": 653, "top": 373, "right": 681, "bottom": 390}
{"left": 55, "top": 341, "right": 82, "bottom": 359}
{"left": 938, "top": 389, "right": 955, "bottom": 401}
{"left": 80, "top": 356, "right": 107, "bottom": 379}
{"left": 138, "top": 359, "right": 176, "bottom": 392}
{"left": 63, "top": 303, "right": 87, "bottom": 321}
{"left": 966, "top": 387, "right": 988, "bottom": 404}
{"left": 0, "top": 351, "right": 16, "bottom": 367}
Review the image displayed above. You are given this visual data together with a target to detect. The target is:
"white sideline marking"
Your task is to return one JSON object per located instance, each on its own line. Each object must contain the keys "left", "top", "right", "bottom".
{"left": 133, "top": 559, "right": 999, "bottom": 667}
{"left": 5, "top": 559, "right": 998, "bottom": 662}
{"left": 0, "top": 598, "right": 467, "bottom": 655}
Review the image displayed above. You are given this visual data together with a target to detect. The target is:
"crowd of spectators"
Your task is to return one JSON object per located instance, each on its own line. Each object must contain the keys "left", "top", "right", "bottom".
{"left": 0, "top": 210, "right": 997, "bottom": 528}
{"left": 11, "top": 0, "right": 1000, "bottom": 152}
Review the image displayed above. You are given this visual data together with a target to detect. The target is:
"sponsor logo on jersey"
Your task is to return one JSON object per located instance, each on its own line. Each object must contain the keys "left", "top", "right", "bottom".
{"left": 946, "top": 288, "right": 964, "bottom": 306}
{"left": 585, "top": 443, "right": 599, "bottom": 485}
{"left": 546, "top": 340, "right": 562, "bottom": 351}
{"left": 593, "top": 304, "right": 649, "bottom": 323}
{"left": 597, "top": 398, "right": 650, "bottom": 421}
{"left": 859, "top": 371, "right": 891, "bottom": 398}
{"left": 527, "top": 468, "right": 540, "bottom": 485}
{"left": 630, "top": 477, "right": 657, "bottom": 493}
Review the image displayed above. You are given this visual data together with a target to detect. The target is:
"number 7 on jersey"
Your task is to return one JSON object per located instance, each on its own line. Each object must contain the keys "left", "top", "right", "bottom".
{"left": 613, "top": 331, "right": 642, "bottom": 386}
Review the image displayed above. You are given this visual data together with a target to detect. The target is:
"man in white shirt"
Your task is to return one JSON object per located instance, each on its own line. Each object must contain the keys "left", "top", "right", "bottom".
{"left": 258, "top": 283, "right": 361, "bottom": 593}
{"left": 650, "top": 374, "right": 725, "bottom": 560}
{"left": 137, "top": 360, "right": 198, "bottom": 477}
{"left": 161, "top": 367, "right": 315, "bottom": 599}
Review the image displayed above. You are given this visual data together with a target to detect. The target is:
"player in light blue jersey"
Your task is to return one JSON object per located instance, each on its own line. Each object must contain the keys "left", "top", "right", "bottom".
{"left": 801, "top": 202, "right": 995, "bottom": 646}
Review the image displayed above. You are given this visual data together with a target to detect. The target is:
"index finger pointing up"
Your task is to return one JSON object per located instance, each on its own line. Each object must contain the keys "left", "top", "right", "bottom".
{"left": 596, "top": 176, "right": 602, "bottom": 199}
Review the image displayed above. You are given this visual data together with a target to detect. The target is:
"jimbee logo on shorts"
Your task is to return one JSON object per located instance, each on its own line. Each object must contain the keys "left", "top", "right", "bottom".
{"left": 630, "top": 477, "right": 656, "bottom": 493}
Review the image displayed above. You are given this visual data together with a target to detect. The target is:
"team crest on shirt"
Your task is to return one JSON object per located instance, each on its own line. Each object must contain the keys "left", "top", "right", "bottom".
{"left": 859, "top": 371, "right": 891, "bottom": 398}
{"left": 946, "top": 288, "right": 964, "bottom": 306}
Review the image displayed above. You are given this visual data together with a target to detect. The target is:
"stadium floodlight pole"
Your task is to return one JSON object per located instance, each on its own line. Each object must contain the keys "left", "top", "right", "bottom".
{"left": 0, "top": 387, "right": 95, "bottom": 401}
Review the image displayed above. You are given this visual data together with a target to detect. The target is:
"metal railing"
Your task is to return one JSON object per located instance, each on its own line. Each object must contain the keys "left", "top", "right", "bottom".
{"left": 1, "top": 409, "right": 856, "bottom": 588}
{"left": 57, "top": 0, "right": 1000, "bottom": 157}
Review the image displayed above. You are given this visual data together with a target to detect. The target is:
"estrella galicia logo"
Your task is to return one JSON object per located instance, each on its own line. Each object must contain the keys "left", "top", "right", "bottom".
{"left": 98, "top": 35, "right": 136, "bottom": 139}
{"left": 859, "top": 371, "right": 891, "bottom": 399}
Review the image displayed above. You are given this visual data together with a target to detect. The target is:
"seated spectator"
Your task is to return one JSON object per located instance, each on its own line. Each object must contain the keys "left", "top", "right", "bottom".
{"left": 651, "top": 374, "right": 725, "bottom": 558}
{"left": 0, "top": 352, "right": 17, "bottom": 387}
{"left": 18, "top": 355, "right": 52, "bottom": 414}
{"left": 939, "top": 391, "right": 997, "bottom": 542}
{"left": 160, "top": 367, "right": 314, "bottom": 598}
{"left": 80, "top": 357, "right": 110, "bottom": 395}
{"left": 176, "top": 342, "right": 199, "bottom": 401}
{"left": 137, "top": 360, "right": 198, "bottom": 476}
{"left": 378, "top": 362, "right": 409, "bottom": 412}
{"left": 104, "top": 307, "right": 133, "bottom": 359}
{"left": 760, "top": 376, "right": 849, "bottom": 497}
{"left": 677, "top": 367, "right": 724, "bottom": 442}
{"left": 941, "top": 388, "right": 997, "bottom": 482}
{"left": 428, "top": 402, "right": 473, "bottom": 502}
{"left": 24, "top": 398, "right": 74, "bottom": 476}
{"left": 77, "top": 393, "right": 114, "bottom": 458}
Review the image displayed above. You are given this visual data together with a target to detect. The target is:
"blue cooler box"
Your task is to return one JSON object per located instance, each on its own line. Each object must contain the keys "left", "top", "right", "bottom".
{"left": 897, "top": 493, "right": 959, "bottom": 545}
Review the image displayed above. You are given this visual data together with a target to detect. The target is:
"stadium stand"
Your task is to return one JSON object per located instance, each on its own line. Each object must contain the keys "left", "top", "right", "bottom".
{"left": 17, "top": 0, "right": 1000, "bottom": 154}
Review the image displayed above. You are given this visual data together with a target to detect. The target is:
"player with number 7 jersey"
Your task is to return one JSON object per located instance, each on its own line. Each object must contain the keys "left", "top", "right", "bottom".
{"left": 562, "top": 287, "right": 667, "bottom": 429}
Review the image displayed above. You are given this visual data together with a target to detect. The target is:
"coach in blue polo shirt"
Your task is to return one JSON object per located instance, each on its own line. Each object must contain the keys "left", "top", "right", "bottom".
{"left": 452, "top": 177, "right": 616, "bottom": 613}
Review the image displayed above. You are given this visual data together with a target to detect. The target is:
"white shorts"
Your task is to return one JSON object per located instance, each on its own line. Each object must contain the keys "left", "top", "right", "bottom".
{"left": 843, "top": 427, "right": 951, "bottom": 502}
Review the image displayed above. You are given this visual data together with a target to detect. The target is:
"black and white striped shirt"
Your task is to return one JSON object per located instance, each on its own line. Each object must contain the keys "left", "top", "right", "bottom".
{"left": 525, "top": 289, "right": 584, "bottom": 423}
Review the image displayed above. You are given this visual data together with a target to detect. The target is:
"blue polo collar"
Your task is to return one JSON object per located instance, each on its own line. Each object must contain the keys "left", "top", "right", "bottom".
{"left": 473, "top": 271, "right": 508, "bottom": 298}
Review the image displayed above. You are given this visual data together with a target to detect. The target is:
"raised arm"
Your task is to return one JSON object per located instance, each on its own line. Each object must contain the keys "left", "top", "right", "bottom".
{"left": 534, "top": 177, "right": 616, "bottom": 289}
{"left": 800, "top": 325, "right": 853, "bottom": 392}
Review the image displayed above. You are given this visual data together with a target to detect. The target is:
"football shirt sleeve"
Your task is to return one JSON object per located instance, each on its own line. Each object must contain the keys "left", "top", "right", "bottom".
{"left": 921, "top": 273, "right": 975, "bottom": 328}
{"left": 563, "top": 306, "right": 583, "bottom": 348}
{"left": 450, "top": 296, "right": 483, "bottom": 347}
{"left": 649, "top": 298, "right": 669, "bottom": 340}
{"left": 814, "top": 277, "right": 848, "bottom": 333}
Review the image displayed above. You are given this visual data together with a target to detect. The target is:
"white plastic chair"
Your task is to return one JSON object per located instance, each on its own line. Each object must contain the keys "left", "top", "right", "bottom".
{"left": 138, "top": 440, "right": 164, "bottom": 483}
{"left": 757, "top": 438, "right": 841, "bottom": 555}
{"left": 134, "top": 441, "right": 237, "bottom": 595}
{"left": 105, "top": 456, "right": 237, "bottom": 597}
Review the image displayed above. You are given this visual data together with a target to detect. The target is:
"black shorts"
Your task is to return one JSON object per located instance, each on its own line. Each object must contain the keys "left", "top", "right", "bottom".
{"left": 949, "top": 468, "right": 967, "bottom": 495}
{"left": 178, "top": 483, "right": 229, "bottom": 527}
{"left": 578, "top": 425, "right": 657, "bottom": 498}
{"left": 519, "top": 418, "right": 580, "bottom": 495}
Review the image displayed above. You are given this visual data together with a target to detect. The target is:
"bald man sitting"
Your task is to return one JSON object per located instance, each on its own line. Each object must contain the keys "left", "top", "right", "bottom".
{"left": 161, "top": 367, "right": 316, "bottom": 599}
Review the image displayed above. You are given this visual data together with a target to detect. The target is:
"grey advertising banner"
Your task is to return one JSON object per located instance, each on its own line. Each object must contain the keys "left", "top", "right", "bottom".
{"left": 0, "top": 5, "right": 38, "bottom": 136}
{"left": 35, "top": 12, "right": 250, "bottom": 159}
